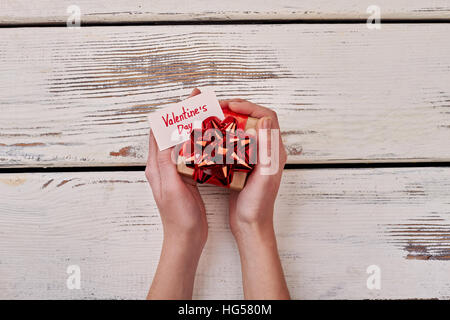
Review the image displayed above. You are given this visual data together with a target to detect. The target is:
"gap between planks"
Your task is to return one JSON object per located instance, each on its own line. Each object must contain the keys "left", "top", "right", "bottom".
{"left": 1, "top": 162, "right": 450, "bottom": 175}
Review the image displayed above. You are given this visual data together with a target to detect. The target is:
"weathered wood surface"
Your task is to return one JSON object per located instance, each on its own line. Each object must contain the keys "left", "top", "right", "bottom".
{"left": 1, "top": 24, "right": 449, "bottom": 167}
{"left": 0, "top": 168, "right": 449, "bottom": 299}
{"left": 1, "top": 0, "right": 449, "bottom": 24}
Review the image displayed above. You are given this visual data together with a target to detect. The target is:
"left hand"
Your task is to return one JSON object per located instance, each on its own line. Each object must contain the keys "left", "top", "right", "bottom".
{"left": 145, "top": 88, "right": 207, "bottom": 247}
{"left": 146, "top": 88, "right": 207, "bottom": 299}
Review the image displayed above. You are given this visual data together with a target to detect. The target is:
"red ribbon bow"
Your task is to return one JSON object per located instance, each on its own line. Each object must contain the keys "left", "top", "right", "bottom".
{"left": 180, "top": 115, "right": 256, "bottom": 187}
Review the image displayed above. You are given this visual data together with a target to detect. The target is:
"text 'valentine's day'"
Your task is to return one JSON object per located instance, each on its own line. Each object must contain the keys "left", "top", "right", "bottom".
{"left": 148, "top": 90, "right": 224, "bottom": 150}
{"left": 162, "top": 105, "right": 208, "bottom": 135}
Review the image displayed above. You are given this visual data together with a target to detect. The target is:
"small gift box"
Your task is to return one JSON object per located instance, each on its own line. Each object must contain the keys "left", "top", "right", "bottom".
{"left": 177, "top": 108, "right": 258, "bottom": 191}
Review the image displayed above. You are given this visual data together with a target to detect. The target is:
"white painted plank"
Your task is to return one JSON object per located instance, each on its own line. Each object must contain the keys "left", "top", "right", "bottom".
{"left": 1, "top": 0, "right": 449, "bottom": 24}
{"left": 0, "top": 24, "right": 450, "bottom": 167}
{"left": 0, "top": 168, "right": 449, "bottom": 299}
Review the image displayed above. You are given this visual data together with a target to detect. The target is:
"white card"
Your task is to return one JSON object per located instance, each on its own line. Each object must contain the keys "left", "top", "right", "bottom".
{"left": 148, "top": 90, "right": 224, "bottom": 150}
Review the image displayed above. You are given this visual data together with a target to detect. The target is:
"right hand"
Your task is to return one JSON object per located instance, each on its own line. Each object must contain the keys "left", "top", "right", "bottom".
{"left": 220, "top": 99, "right": 288, "bottom": 238}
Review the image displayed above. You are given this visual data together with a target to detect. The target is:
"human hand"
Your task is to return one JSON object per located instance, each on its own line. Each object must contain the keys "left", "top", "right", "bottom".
{"left": 220, "top": 99, "right": 288, "bottom": 238}
{"left": 146, "top": 88, "right": 207, "bottom": 299}
{"left": 220, "top": 99, "right": 290, "bottom": 299}
{"left": 146, "top": 88, "right": 207, "bottom": 246}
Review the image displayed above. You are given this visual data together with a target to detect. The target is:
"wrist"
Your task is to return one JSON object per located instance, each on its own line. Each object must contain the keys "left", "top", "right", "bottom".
{"left": 164, "top": 228, "right": 207, "bottom": 251}
{"left": 230, "top": 206, "right": 275, "bottom": 243}
{"left": 231, "top": 219, "right": 276, "bottom": 248}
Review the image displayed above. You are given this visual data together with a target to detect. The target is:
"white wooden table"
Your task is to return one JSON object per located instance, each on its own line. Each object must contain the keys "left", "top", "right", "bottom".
{"left": 1, "top": 1, "right": 450, "bottom": 299}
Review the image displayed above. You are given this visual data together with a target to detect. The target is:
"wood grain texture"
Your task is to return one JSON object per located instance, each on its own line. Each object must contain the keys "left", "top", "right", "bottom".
{"left": 1, "top": 24, "right": 450, "bottom": 167}
{"left": 1, "top": 0, "right": 449, "bottom": 24}
{"left": 0, "top": 168, "right": 449, "bottom": 299}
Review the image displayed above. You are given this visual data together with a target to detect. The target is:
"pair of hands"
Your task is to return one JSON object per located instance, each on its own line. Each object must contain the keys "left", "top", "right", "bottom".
{"left": 146, "top": 88, "right": 289, "bottom": 299}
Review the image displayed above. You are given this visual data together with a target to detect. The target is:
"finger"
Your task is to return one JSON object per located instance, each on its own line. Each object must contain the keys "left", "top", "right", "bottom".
{"left": 219, "top": 100, "right": 229, "bottom": 109}
{"left": 229, "top": 101, "right": 285, "bottom": 158}
{"left": 258, "top": 117, "right": 272, "bottom": 158}
{"left": 219, "top": 98, "right": 246, "bottom": 109}
{"left": 259, "top": 117, "right": 285, "bottom": 176}
{"left": 228, "top": 101, "right": 279, "bottom": 129}
{"left": 257, "top": 116, "right": 286, "bottom": 171}
{"left": 220, "top": 98, "right": 246, "bottom": 104}
{"left": 156, "top": 146, "right": 182, "bottom": 183}
{"left": 189, "top": 88, "right": 201, "bottom": 98}
{"left": 257, "top": 117, "right": 273, "bottom": 173}
{"left": 245, "top": 117, "right": 277, "bottom": 188}
{"left": 145, "top": 129, "right": 160, "bottom": 185}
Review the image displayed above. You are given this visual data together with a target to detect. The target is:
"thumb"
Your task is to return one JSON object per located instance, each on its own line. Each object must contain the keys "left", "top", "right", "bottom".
{"left": 156, "top": 147, "right": 182, "bottom": 183}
